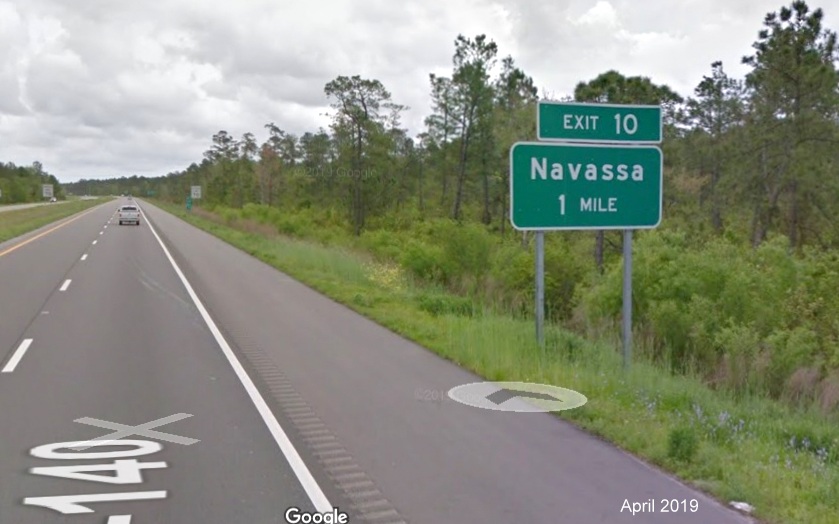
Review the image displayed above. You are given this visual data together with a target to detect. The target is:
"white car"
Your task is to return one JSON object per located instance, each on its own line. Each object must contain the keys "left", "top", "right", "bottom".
{"left": 118, "top": 205, "right": 140, "bottom": 225}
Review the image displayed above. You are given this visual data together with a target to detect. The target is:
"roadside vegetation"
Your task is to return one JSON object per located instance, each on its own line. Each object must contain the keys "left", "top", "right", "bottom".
{"left": 0, "top": 199, "right": 108, "bottom": 244}
{"left": 0, "top": 161, "right": 65, "bottom": 204}
{"left": 152, "top": 199, "right": 838, "bottom": 524}
{"left": 65, "top": 2, "right": 839, "bottom": 522}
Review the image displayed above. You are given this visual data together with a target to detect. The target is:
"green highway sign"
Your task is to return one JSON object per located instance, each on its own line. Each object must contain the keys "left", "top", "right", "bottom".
{"left": 537, "top": 101, "right": 662, "bottom": 143}
{"left": 509, "top": 142, "right": 662, "bottom": 230}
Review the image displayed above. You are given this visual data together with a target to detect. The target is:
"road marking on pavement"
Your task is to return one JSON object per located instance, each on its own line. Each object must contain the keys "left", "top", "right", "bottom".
{"left": 230, "top": 319, "right": 407, "bottom": 524}
{"left": 447, "top": 381, "right": 588, "bottom": 412}
{"left": 107, "top": 516, "right": 131, "bottom": 524}
{"left": 0, "top": 207, "right": 100, "bottom": 258}
{"left": 92, "top": 240, "right": 97, "bottom": 245}
{"left": 138, "top": 205, "right": 333, "bottom": 513}
{"left": 99, "top": 231, "right": 103, "bottom": 235}
{"left": 71, "top": 413, "right": 199, "bottom": 451}
{"left": 2, "top": 339, "right": 33, "bottom": 373}
{"left": 24, "top": 491, "right": 167, "bottom": 514}
{"left": 81, "top": 254, "right": 88, "bottom": 261}
{"left": 59, "top": 279, "right": 72, "bottom": 292}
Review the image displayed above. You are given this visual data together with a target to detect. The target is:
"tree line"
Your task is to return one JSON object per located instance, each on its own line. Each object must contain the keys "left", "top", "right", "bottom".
{"left": 59, "top": 2, "right": 839, "bottom": 408}
{"left": 70, "top": 1, "right": 839, "bottom": 256}
{"left": 0, "top": 161, "right": 63, "bottom": 203}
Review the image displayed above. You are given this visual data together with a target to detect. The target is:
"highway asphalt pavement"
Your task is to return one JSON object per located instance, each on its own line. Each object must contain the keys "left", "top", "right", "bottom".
{"left": 0, "top": 199, "right": 758, "bottom": 523}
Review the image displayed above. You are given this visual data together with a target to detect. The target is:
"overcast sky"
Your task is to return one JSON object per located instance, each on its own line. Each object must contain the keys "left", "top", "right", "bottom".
{"left": 0, "top": 0, "right": 833, "bottom": 182}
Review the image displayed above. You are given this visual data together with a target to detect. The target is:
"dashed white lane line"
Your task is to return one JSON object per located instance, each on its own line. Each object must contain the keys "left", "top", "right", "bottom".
{"left": 59, "top": 279, "right": 72, "bottom": 291}
{"left": 138, "top": 205, "right": 333, "bottom": 513}
{"left": 99, "top": 231, "right": 104, "bottom": 235}
{"left": 0, "top": 206, "right": 101, "bottom": 259}
{"left": 107, "top": 516, "right": 131, "bottom": 523}
{"left": 2, "top": 339, "right": 33, "bottom": 373}
{"left": 81, "top": 254, "right": 88, "bottom": 261}
{"left": 92, "top": 240, "right": 97, "bottom": 245}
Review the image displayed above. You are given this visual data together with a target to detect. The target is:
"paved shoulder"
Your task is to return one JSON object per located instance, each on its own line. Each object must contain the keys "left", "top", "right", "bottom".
{"left": 140, "top": 201, "right": 757, "bottom": 524}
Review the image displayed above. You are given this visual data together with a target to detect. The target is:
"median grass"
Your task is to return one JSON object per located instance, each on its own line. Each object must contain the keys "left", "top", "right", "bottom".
{"left": 152, "top": 200, "right": 839, "bottom": 524}
{"left": 0, "top": 199, "right": 111, "bottom": 244}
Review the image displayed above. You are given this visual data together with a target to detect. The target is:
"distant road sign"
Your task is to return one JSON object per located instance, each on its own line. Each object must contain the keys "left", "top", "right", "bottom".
{"left": 190, "top": 186, "right": 202, "bottom": 199}
{"left": 42, "top": 185, "right": 53, "bottom": 198}
{"left": 509, "top": 142, "right": 662, "bottom": 230}
{"left": 537, "top": 101, "right": 662, "bottom": 143}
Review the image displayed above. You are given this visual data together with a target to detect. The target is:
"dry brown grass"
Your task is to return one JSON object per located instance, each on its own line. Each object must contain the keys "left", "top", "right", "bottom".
{"left": 192, "top": 208, "right": 221, "bottom": 223}
{"left": 235, "top": 217, "right": 279, "bottom": 238}
{"left": 192, "top": 207, "right": 278, "bottom": 239}
{"left": 707, "top": 353, "right": 730, "bottom": 391}
{"left": 816, "top": 371, "right": 839, "bottom": 414}
{"left": 785, "top": 366, "right": 822, "bottom": 405}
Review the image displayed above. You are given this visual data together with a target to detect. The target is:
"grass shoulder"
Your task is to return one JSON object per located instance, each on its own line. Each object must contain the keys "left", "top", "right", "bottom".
{"left": 0, "top": 199, "right": 112, "bottom": 244}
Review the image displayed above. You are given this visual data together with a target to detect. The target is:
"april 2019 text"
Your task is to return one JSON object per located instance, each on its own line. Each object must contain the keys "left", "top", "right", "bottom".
{"left": 620, "top": 498, "right": 698, "bottom": 515}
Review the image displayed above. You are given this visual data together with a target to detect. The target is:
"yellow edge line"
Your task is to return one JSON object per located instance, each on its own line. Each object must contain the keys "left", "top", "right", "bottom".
{"left": 0, "top": 205, "right": 103, "bottom": 258}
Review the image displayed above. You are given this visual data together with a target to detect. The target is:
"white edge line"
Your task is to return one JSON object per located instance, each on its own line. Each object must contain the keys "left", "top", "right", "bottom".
{"left": 2, "top": 338, "right": 33, "bottom": 373}
{"left": 59, "top": 279, "right": 72, "bottom": 291}
{"left": 137, "top": 205, "right": 333, "bottom": 512}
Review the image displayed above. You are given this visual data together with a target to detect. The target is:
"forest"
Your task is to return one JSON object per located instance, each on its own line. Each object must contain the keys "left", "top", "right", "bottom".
{"left": 62, "top": 1, "right": 839, "bottom": 416}
{"left": 0, "top": 161, "right": 63, "bottom": 203}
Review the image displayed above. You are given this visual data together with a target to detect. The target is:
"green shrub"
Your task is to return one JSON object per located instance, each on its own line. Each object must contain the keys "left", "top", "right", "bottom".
{"left": 765, "top": 327, "right": 820, "bottom": 397}
{"left": 667, "top": 427, "right": 699, "bottom": 463}
{"left": 352, "top": 293, "right": 374, "bottom": 308}
{"left": 416, "top": 293, "right": 477, "bottom": 317}
{"left": 713, "top": 323, "right": 763, "bottom": 395}
{"left": 431, "top": 220, "right": 492, "bottom": 281}
{"left": 218, "top": 207, "right": 239, "bottom": 224}
{"left": 576, "top": 229, "right": 834, "bottom": 389}
{"left": 358, "top": 229, "right": 404, "bottom": 261}
{"left": 490, "top": 238, "right": 586, "bottom": 321}
{"left": 401, "top": 241, "right": 449, "bottom": 284}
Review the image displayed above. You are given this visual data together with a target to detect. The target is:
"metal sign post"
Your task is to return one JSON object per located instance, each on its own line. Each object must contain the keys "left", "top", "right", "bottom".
{"left": 509, "top": 101, "right": 662, "bottom": 368}
{"left": 535, "top": 231, "right": 545, "bottom": 347}
{"left": 622, "top": 230, "right": 633, "bottom": 370}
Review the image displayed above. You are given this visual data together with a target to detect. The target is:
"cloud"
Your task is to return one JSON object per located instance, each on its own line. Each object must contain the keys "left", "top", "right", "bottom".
{"left": 0, "top": 0, "right": 831, "bottom": 182}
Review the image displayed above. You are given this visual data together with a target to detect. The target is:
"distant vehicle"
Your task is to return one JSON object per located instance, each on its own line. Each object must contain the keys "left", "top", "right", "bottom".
{"left": 118, "top": 205, "right": 140, "bottom": 226}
